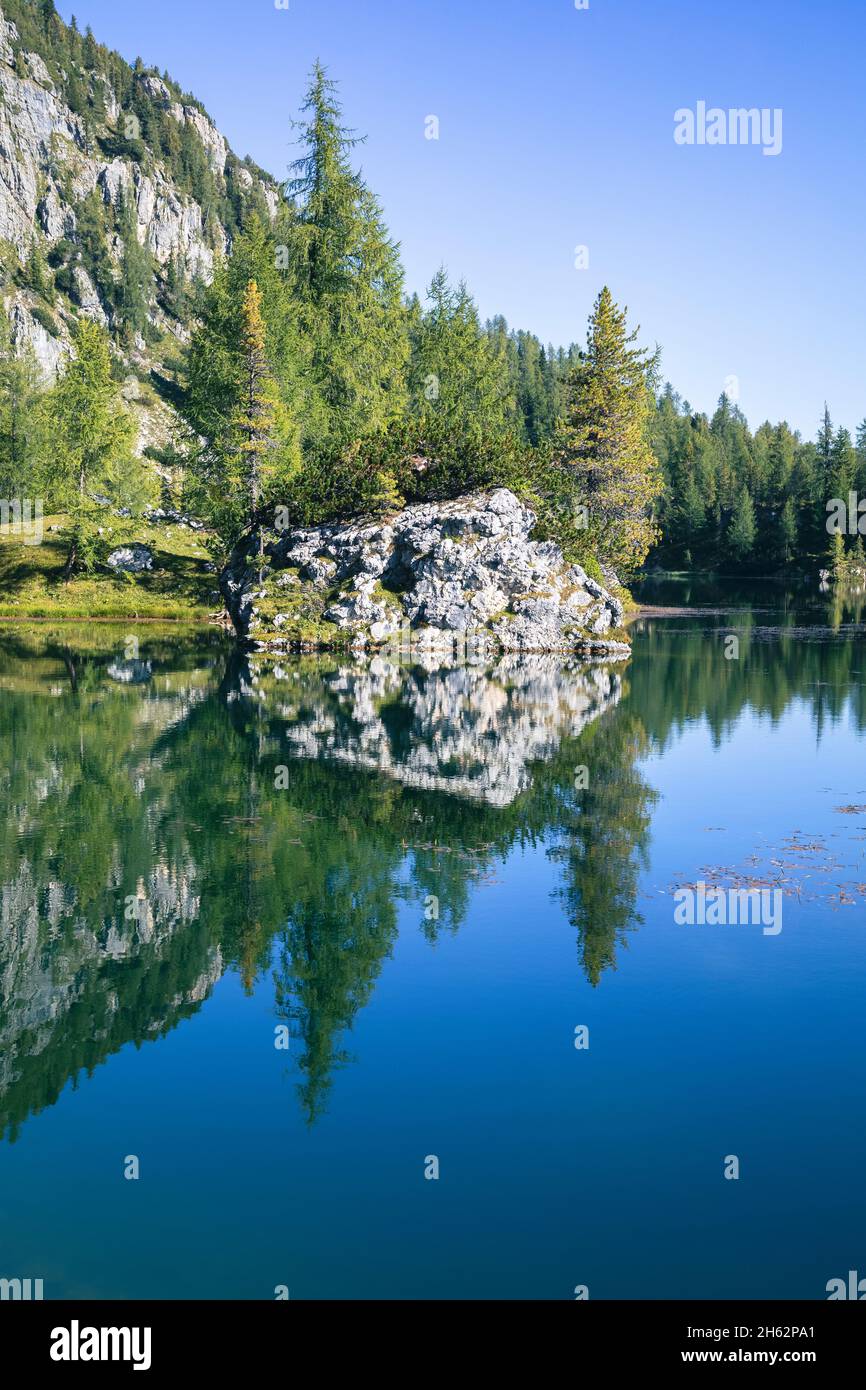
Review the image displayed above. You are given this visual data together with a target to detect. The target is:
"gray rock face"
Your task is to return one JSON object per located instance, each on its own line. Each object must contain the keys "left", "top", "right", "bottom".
{"left": 106, "top": 543, "right": 154, "bottom": 573}
{"left": 0, "top": 10, "right": 244, "bottom": 276}
{"left": 221, "top": 488, "right": 628, "bottom": 655}
{"left": 0, "top": 1, "right": 279, "bottom": 459}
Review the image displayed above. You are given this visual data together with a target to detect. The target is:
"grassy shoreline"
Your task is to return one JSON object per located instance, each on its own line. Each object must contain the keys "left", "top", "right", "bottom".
{"left": 0, "top": 514, "right": 221, "bottom": 623}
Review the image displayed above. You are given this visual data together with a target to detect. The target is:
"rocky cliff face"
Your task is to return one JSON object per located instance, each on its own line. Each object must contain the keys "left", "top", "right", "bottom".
{"left": 0, "top": 2, "right": 278, "bottom": 449}
{"left": 221, "top": 487, "right": 630, "bottom": 655}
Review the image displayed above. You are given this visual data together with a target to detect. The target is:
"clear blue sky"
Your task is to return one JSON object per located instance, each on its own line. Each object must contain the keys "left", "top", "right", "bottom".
{"left": 58, "top": 0, "right": 866, "bottom": 440}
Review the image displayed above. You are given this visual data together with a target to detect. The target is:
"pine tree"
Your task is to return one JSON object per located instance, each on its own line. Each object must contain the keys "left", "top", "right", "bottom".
{"left": 726, "top": 486, "right": 756, "bottom": 563}
{"left": 554, "top": 287, "right": 661, "bottom": 573}
{"left": 235, "top": 280, "right": 277, "bottom": 530}
{"left": 778, "top": 495, "right": 798, "bottom": 565}
{"left": 282, "top": 63, "right": 407, "bottom": 451}
{"left": 43, "top": 319, "right": 137, "bottom": 575}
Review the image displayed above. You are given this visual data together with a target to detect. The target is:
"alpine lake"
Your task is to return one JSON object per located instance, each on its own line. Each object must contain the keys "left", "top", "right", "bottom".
{"left": 1, "top": 576, "right": 865, "bottom": 1299}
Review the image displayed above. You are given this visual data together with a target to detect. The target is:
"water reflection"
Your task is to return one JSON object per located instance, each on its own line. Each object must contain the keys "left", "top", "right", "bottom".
{"left": 2, "top": 599, "right": 864, "bottom": 1135}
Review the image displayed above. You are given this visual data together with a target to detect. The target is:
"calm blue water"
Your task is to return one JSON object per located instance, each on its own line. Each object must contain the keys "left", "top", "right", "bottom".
{"left": 1, "top": 585, "right": 865, "bottom": 1298}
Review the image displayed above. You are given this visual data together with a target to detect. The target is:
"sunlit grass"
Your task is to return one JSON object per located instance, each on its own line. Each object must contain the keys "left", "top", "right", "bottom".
{"left": 0, "top": 514, "right": 220, "bottom": 621}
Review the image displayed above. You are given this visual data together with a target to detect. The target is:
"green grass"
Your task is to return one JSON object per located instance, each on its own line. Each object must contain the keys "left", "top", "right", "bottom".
{"left": 0, "top": 515, "right": 221, "bottom": 621}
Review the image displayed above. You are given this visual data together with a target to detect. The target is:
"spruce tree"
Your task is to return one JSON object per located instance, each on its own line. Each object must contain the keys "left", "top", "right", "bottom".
{"left": 778, "top": 496, "right": 798, "bottom": 565}
{"left": 114, "top": 187, "right": 152, "bottom": 342}
{"left": 855, "top": 419, "right": 866, "bottom": 486}
{"left": 829, "top": 427, "right": 856, "bottom": 507}
{"left": 282, "top": 63, "right": 407, "bottom": 451}
{"left": 405, "top": 268, "right": 518, "bottom": 497}
{"left": 0, "top": 320, "right": 43, "bottom": 500}
{"left": 816, "top": 404, "right": 834, "bottom": 491}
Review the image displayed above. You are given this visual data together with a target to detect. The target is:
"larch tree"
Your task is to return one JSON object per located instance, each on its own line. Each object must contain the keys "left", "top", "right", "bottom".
{"left": 234, "top": 279, "right": 279, "bottom": 570}
{"left": 184, "top": 221, "right": 301, "bottom": 552}
{"left": 554, "top": 287, "right": 662, "bottom": 574}
{"left": 44, "top": 318, "right": 139, "bottom": 576}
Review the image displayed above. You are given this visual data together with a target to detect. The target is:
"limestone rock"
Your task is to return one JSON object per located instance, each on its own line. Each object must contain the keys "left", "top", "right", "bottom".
{"left": 220, "top": 488, "right": 628, "bottom": 656}
{"left": 106, "top": 544, "right": 154, "bottom": 574}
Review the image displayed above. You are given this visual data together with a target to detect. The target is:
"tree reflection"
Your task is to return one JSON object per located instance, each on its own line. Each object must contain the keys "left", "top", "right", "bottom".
{"left": 3, "top": 612, "right": 861, "bottom": 1132}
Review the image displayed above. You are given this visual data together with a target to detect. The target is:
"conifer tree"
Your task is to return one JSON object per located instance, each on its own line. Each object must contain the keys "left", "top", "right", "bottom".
{"left": 726, "top": 486, "right": 756, "bottom": 563}
{"left": 554, "top": 287, "right": 661, "bottom": 573}
{"left": 828, "top": 527, "right": 846, "bottom": 580}
{"left": 282, "top": 62, "right": 407, "bottom": 451}
{"left": 114, "top": 187, "right": 152, "bottom": 342}
{"left": 778, "top": 495, "right": 798, "bottom": 565}
{"left": 235, "top": 280, "right": 277, "bottom": 528}
{"left": 184, "top": 220, "right": 301, "bottom": 548}
{"left": 405, "top": 268, "right": 518, "bottom": 496}
{"left": 44, "top": 319, "right": 138, "bottom": 575}
{"left": 829, "top": 426, "right": 856, "bottom": 506}
{"left": 816, "top": 404, "right": 834, "bottom": 490}
{"left": 0, "top": 321, "right": 43, "bottom": 500}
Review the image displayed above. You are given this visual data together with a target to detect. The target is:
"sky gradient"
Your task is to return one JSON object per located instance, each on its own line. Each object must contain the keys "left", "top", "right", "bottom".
{"left": 56, "top": 0, "right": 866, "bottom": 439}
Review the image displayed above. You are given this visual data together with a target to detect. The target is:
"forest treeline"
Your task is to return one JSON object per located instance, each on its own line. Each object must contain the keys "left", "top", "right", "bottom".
{"left": 0, "top": 4, "right": 862, "bottom": 582}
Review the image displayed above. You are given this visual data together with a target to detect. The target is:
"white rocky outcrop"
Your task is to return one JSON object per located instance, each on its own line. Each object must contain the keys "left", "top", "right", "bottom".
{"left": 221, "top": 488, "right": 629, "bottom": 655}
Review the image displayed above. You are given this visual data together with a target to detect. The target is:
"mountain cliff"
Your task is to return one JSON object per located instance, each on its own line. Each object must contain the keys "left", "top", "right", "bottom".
{"left": 0, "top": 0, "right": 279, "bottom": 453}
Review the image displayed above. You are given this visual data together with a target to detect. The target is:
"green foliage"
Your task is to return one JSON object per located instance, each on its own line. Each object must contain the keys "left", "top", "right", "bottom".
{"left": 282, "top": 63, "right": 408, "bottom": 451}
{"left": 73, "top": 189, "right": 114, "bottom": 305}
{"left": 551, "top": 287, "right": 662, "bottom": 574}
{"left": 777, "top": 495, "right": 798, "bottom": 565}
{"left": 22, "top": 240, "right": 55, "bottom": 302}
{"left": 0, "top": 319, "right": 44, "bottom": 500}
{"left": 401, "top": 269, "right": 524, "bottom": 500}
{"left": 651, "top": 390, "right": 863, "bottom": 572}
{"left": 726, "top": 487, "right": 756, "bottom": 561}
{"left": 41, "top": 318, "right": 142, "bottom": 573}
{"left": 184, "top": 220, "right": 302, "bottom": 550}
{"left": 30, "top": 303, "right": 58, "bottom": 337}
{"left": 183, "top": 72, "right": 551, "bottom": 542}
{"left": 114, "top": 188, "right": 153, "bottom": 342}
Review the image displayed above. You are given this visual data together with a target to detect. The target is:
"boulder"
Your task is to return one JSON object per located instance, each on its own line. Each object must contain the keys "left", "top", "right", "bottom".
{"left": 221, "top": 489, "right": 629, "bottom": 656}
{"left": 106, "top": 544, "right": 154, "bottom": 574}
